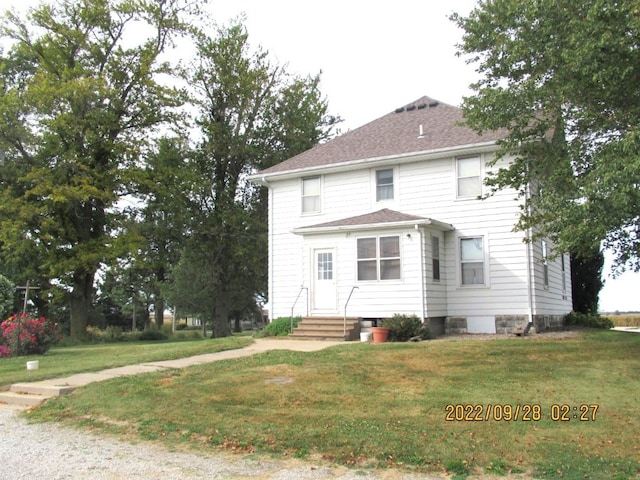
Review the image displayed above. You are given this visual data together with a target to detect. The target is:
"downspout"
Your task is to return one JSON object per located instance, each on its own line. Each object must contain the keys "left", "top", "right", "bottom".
{"left": 263, "top": 176, "right": 274, "bottom": 322}
{"left": 416, "top": 224, "right": 426, "bottom": 322}
{"left": 524, "top": 182, "right": 535, "bottom": 334}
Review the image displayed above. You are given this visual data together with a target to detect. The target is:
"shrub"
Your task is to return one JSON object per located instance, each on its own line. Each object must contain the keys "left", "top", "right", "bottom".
{"left": 0, "top": 344, "right": 10, "bottom": 358}
{"left": 256, "top": 316, "right": 301, "bottom": 337}
{"left": 0, "top": 313, "right": 60, "bottom": 355}
{"left": 136, "top": 329, "right": 168, "bottom": 341}
{"left": 383, "top": 314, "right": 429, "bottom": 342}
{"left": 564, "top": 311, "right": 613, "bottom": 329}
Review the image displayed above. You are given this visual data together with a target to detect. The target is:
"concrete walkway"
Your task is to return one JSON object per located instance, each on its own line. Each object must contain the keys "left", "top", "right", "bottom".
{"left": 0, "top": 338, "right": 344, "bottom": 409}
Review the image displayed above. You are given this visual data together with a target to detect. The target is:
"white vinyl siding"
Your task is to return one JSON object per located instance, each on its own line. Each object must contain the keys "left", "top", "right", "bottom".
{"left": 456, "top": 156, "right": 481, "bottom": 198}
{"left": 263, "top": 150, "right": 572, "bottom": 321}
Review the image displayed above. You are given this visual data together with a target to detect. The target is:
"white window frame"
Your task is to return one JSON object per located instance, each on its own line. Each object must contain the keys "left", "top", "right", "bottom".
{"left": 458, "top": 235, "right": 489, "bottom": 287}
{"left": 455, "top": 156, "right": 482, "bottom": 199}
{"left": 431, "top": 235, "right": 441, "bottom": 281}
{"left": 301, "top": 176, "right": 321, "bottom": 214}
{"left": 356, "top": 235, "right": 401, "bottom": 282}
{"left": 374, "top": 167, "right": 395, "bottom": 202}
{"left": 542, "top": 240, "right": 549, "bottom": 289}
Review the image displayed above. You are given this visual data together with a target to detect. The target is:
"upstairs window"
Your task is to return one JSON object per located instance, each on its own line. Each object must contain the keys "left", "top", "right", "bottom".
{"left": 301, "top": 177, "right": 320, "bottom": 214}
{"left": 456, "top": 156, "right": 481, "bottom": 198}
{"left": 460, "top": 236, "right": 485, "bottom": 285}
{"left": 357, "top": 236, "right": 401, "bottom": 281}
{"left": 376, "top": 168, "right": 394, "bottom": 201}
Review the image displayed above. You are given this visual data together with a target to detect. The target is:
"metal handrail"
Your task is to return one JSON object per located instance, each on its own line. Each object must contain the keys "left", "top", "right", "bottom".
{"left": 290, "top": 286, "right": 308, "bottom": 333}
{"left": 343, "top": 286, "right": 359, "bottom": 336}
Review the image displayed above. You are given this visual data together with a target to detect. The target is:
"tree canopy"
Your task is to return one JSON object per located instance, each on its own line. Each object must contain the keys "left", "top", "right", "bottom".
{"left": 452, "top": 0, "right": 640, "bottom": 272}
{"left": 0, "top": 0, "right": 199, "bottom": 337}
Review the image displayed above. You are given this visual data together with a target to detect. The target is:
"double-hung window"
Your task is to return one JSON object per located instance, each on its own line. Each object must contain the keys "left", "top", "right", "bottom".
{"left": 542, "top": 240, "right": 549, "bottom": 288}
{"left": 375, "top": 168, "right": 394, "bottom": 201}
{"left": 460, "top": 236, "right": 485, "bottom": 285}
{"left": 432, "top": 236, "right": 441, "bottom": 281}
{"left": 456, "top": 156, "right": 481, "bottom": 198}
{"left": 357, "top": 236, "right": 401, "bottom": 281}
{"left": 301, "top": 177, "right": 320, "bottom": 214}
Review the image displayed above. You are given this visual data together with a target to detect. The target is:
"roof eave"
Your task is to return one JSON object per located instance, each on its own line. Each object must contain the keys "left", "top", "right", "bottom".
{"left": 248, "top": 141, "right": 500, "bottom": 184}
{"left": 293, "top": 218, "right": 455, "bottom": 235}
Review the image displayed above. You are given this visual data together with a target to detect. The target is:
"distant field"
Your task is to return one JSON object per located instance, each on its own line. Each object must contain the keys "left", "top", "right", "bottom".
{"left": 604, "top": 314, "right": 640, "bottom": 327}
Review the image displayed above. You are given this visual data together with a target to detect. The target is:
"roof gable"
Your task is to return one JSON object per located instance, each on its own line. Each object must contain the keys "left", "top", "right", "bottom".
{"left": 260, "top": 96, "right": 503, "bottom": 176}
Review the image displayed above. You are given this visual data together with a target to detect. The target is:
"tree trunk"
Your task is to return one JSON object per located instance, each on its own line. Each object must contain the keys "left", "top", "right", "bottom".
{"left": 69, "top": 272, "right": 94, "bottom": 339}
{"left": 211, "top": 298, "right": 231, "bottom": 338}
{"left": 154, "top": 297, "right": 165, "bottom": 328}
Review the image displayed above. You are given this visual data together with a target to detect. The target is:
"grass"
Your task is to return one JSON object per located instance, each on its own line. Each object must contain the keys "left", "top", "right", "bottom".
{"left": 0, "top": 335, "right": 253, "bottom": 388}
{"left": 27, "top": 330, "right": 640, "bottom": 479}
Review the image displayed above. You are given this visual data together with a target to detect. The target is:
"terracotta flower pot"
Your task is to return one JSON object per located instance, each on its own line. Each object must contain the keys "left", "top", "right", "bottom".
{"left": 372, "top": 326, "right": 390, "bottom": 343}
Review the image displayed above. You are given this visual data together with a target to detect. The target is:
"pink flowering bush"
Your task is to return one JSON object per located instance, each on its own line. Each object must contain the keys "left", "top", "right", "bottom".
{"left": 0, "top": 344, "right": 10, "bottom": 358}
{"left": 0, "top": 313, "right": 60, "bottom": 356}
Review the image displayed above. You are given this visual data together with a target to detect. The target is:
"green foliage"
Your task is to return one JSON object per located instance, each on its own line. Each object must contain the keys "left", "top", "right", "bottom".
{"left": 382, "top": 314, "right": 428, "bottom": 342}
{"left": 0, "top": 313, "right": 60, "bottom": 355}
{"left": 0, "top": 274, "right": 13, "bottom": 320}
{"left": 443, "top": 459, "right": 470, "bottom": 479}
{"left": 136, "top": 329, "right": 169, "bottom": 341}
{"left": 570, "top": 247, "right": 604, "bottom": 313}
{"left": 256, "top": 316, "right": 301, "bottom": 337}
{"left": 452, "top": 1, "right": 640, "bottom": 272}
{"left": 0, "top": 0, "right": 196, "bottom": 338}
{"left": 564, "top": 311, "right": 614, "bottom": 329}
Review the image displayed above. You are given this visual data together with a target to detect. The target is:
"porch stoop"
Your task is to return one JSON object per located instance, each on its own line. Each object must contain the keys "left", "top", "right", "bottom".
{"left": 290, "top": 316, "right": 361, "bottom": 341}
{"left": 0, "top": 383, "right": 75, "bottom": 408}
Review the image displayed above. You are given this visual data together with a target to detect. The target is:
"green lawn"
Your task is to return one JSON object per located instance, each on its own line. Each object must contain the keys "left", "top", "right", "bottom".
{"left": 27, "top": 330, "right": 640, "bottom": 480}
{"left": 0, "top": 335, "right": 253, "bottom": 388}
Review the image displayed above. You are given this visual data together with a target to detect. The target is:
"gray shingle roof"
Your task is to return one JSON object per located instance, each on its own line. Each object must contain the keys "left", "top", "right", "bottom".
{"left": 293, "top": 209, "right": 455, "bottom": 234}
{"left": 304, "top": 208, "right": 426, "bottom": 228}
{"left": 260, "top": 96, "right": 503, "bottom": 175}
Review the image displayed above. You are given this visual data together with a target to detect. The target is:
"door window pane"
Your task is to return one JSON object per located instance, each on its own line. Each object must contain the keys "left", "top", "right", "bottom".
{"left": 317, "top": 252, "right": 333, "bottom": 280}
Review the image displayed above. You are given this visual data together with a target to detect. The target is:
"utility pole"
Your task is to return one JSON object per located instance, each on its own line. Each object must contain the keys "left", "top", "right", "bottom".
{"left": 15, "top": 280, "right": 40, "bottom": 356}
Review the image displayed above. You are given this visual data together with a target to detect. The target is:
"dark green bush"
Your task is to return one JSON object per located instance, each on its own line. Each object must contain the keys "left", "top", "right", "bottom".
{"left": 383, "top": 314, "right": 429, "bottom": 341}
{"left": 136, "top": 329, "right": 168, "bottom": 341}
{"left": 564, "top": 311, "right": 613, "bottom": 329}
{"left": 256, "top": 316, "right": 301, "bottom": 337}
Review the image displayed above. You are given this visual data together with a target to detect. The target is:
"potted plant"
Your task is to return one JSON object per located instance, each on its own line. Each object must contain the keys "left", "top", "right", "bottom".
{"left": 371, "top": 321, "right": 390, "bottom": 343}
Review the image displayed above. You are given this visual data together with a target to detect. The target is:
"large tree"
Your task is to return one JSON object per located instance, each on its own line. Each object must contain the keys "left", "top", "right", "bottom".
{"left": 0, "top": 0, "right": 197, "bottom": 338}
{"left": 452, "top": 0, "right": 640, "bottom": 272}
{"left": 169, "top": 21, "right": 337, "bottom": 337}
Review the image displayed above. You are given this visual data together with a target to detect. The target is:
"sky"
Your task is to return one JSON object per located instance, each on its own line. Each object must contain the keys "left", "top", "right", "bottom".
{"left": 3, "top": 0, "right": 639, "bottom": 312}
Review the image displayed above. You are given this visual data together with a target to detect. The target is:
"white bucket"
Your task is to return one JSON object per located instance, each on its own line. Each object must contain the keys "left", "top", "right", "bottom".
{"left": 360, "top": 332, "right": 371, "bottom": 342}
{"left": 26, "top": 360, "right": 39, "bottom": 371}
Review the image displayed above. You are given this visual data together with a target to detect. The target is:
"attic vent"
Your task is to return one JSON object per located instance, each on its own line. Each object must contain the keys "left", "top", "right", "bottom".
{"left": 429, "top": 100, "right": 439, "bottom": 107}
{"left": 406, "top": 104, "right": 416, "bottom": 111}
{"left": 395, "top": 107, "right": 405, "bottom": 113}
{"left": 417, "top": 103, "right": 427, "bottom": 109}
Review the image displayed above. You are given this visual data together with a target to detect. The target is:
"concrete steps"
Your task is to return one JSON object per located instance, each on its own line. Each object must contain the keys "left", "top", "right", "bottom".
{"left": 0, "top": 383, "right": 76, "bottom": 408}
{"left": 290, "top": 316, "right": 361, "bottom": 341}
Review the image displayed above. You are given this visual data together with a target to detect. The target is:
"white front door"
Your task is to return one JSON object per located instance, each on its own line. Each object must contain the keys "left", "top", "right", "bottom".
{"left": 313, "top": 249, "right": 337, "bottom": 312}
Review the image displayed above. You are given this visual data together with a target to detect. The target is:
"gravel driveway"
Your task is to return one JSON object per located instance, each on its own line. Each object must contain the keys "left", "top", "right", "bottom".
{"left": 0, "top": 408, "right": 449, "bottom": 480}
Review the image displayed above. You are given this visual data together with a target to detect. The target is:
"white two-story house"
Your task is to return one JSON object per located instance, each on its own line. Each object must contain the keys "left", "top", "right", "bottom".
{"left": 250, "top": 96, "right": 571, "bottom": 337}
